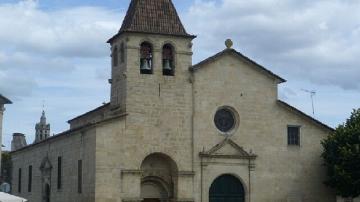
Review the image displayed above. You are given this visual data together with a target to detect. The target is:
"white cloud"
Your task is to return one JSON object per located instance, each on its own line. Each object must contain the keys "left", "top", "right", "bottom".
{"left": 0, "top": 0, "right": 121, "bottom": 100}
{"left": 1, "top": 0, "right": 360, "bottom": 148}
{"left": 184, "top": 0, "right": 360, "bottom": 90}
{"left": 0, "top": 0, "right": 121, "bottom": 58}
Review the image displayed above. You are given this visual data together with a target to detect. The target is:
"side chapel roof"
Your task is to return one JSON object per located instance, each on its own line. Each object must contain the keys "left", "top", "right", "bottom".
{"left": 0, "top": 94, "right": 12, "bottom": 104}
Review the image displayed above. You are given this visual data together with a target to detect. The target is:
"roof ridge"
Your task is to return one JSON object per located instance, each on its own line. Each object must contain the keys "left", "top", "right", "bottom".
{"left": 277, "top": 99, "right": 334, "bottom": 132}
{"left": 119, "top": 0, "right": 138, "bottom": 33}
{"left": 190, "top": 48, "right": 286, "bottom": 83}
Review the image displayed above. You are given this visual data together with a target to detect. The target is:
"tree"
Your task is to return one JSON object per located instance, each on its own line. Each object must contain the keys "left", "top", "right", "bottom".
{"left": 321, "top": 109, "right": 360, "bottom": 200}
{"left": 1, "top": 152, "right": 12, "bottom": 183}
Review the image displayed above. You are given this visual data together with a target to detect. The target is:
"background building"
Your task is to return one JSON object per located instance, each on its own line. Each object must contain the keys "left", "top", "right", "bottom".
{"left": 0, "top": 94, "right": 12, "bottom": 172}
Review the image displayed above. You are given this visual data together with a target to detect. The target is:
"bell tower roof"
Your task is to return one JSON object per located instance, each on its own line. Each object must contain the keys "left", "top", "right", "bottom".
{"left": 108, "top": 0, "right": 195, "bottom": 43}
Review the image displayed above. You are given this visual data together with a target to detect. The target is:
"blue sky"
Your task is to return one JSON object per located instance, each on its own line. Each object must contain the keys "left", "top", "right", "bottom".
{"left": 1, "top": 0, "right": 360, "bottom": 150}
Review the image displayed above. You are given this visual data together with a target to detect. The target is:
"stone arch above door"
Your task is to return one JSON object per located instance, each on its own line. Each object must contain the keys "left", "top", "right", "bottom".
{"left": 140, "top": 153, "right": 178, "bottom": 201}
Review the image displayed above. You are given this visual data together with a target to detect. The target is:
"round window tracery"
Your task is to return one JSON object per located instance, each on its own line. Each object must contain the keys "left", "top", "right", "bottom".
{"left": 214, "top": 107, "right": 238, "bottom": 135}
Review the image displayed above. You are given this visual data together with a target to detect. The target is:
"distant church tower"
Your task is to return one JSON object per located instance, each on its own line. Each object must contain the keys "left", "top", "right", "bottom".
{"left": 35, "top": 110, "right": 50, "bottom": 143}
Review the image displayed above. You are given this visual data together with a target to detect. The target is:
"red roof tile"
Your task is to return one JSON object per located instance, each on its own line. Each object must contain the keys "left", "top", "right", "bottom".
{"left": 108, "top": 0, "right": 195, "bottom": 42}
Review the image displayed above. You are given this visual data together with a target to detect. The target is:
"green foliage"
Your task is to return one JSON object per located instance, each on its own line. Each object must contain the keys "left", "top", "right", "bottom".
{"left": 1, "top": 152, "right": 12, "bottom": 183}
{"left": 321, "top": 109, "right": 360, "bottom": 198}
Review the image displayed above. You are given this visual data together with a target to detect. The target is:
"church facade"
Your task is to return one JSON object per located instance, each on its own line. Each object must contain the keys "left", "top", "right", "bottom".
{"left": 10, "top": 0, "right": 336, "bottom": 202}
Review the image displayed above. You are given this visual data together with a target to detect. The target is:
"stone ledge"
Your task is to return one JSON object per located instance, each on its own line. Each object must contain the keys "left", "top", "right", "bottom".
{"left": 121, "top": 169, "right": 142, "bottom": 175}
{"left": 122, "top": 198, "right": 143, "bottom": 202}
{"left": 177, "top": 198, "right": 195, "bottom": 202}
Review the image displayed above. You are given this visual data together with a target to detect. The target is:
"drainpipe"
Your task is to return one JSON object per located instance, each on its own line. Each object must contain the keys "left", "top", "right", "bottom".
{"left": 190, "top": 72, "right": 195, "bottom": 172}
{"left": 248, "top": 158, "right": 251, "bottom": 202}
{"left": 200, "top": 156, "right": 203, "bottom": 202}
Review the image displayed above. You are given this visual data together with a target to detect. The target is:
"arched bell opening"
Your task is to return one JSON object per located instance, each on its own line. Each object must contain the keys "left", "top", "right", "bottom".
{"left": 209, "top": 174, "right": 245, "bottom": 202}
{"left": 120, "top": 42, "right": 125, "bottom": 64}
{"left": 112, "top": 46, "right": 118, "bottom": 67}
{"left": 140, "top": 42, "right": 153, "bottom": 74}
{"left": 140, "top": 153, "right": 178, "bottom": 202}
{"left": 162, "top": 44, "right": 175, "bottom": 76}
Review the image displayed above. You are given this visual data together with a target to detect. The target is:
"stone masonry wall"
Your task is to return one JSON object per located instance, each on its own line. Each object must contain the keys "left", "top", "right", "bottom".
{"left": 191, "top": 53, "right": 336, "bottom": 202}
{"left": 94, "top": 33, "right": 195, "bottom": 202}
{"left": 11, "top": 127, "right": 96, "bottom": 202}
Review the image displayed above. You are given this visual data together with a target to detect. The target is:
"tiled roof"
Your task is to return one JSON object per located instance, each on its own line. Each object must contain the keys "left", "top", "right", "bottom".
{"left": 277, "top": 100, "right": 335, "bottom": 132}
{"left": 108, "top": 0, "right": 195, "bottom": 42}
{"left": 0, "top": 94, "right": 12, "bottom": 104}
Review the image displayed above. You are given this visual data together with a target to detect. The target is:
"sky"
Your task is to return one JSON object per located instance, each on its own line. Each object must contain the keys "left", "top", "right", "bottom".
{"left": 1, "top": 0, "right": 360, "bottom": 150}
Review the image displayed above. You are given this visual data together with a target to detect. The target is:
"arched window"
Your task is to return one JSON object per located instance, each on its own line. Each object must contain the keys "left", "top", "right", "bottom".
{"left": 120, "top": 43, "right": 125, "bottom": 63}
{"left": 162, "top": 44, "right": 174, "bottom": 76}
{"left": 112, "top": 46, "right": 118, "bottom": 66}
{"left": 140, "top": 42, "right": 153, "bottom": 74}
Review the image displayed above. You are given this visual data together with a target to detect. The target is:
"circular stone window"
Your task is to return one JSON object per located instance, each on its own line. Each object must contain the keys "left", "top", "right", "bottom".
{"left": 214, "top": 107, "right": 239, "bottom": 135}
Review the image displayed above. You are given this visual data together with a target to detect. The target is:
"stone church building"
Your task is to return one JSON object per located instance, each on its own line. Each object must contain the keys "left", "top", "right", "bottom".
{"left": 10, "top": 0, "right": 336, "bottom": 201}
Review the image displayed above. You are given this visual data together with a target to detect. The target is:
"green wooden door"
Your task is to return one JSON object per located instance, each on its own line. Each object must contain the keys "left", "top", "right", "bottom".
{"left": 209, "top": 174, "right": 245, "bottom": 202}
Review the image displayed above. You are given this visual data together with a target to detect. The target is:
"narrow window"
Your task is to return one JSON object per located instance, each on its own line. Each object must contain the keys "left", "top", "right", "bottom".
{"left": 18, "top": 168, "right": 22, "bottom": 193}
{"left": 140, "top": 42, "right": 153, "bottom": 74}
{"left": 78, "top": 160, "right": 82, "bottom": 193}
{"left": 28, "top": 165, "right": 32, "bottom": 192}
{"left": 57, "top": 156, "right": 62, "bottom": 189}
{"left": 288, "top": 126, "right": 300, "bottom": 146}
{"left": 112, "top": 46, "right": 118, "bottom": 66}
{"left": 120, "top": 43, "right": 125, "bottom": 63}
{"left": 162, "top": 44, "right": 175, "bottom": 76}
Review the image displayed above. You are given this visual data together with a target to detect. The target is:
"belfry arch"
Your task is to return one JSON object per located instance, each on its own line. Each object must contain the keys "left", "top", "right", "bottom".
{"left": 140, "top": 153, "right": 178, "bottom": 202}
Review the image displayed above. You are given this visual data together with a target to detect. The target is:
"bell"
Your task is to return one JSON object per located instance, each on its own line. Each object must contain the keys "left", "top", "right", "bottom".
{"left": 140, "top": 58, "right": 151, "bottom": 70}
{"left": 163, "top": 59, "right": 172, "bottom": 70}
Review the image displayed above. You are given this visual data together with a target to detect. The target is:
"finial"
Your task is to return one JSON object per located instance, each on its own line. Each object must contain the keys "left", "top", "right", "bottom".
{"left": 225, "top": 39, "right": 233, "bottom": 49}
{"left": 42, "top": 100, "right": 45, "bottom": 111}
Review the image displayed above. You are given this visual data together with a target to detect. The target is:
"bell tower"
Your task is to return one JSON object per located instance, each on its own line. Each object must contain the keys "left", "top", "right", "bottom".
{"left": 107, "top": 0, "right": 196, "bottom": 112}
{"left": 35, "top": 110, "right": 50, "bottom": 143}
{"left": 104, "top": 1, "right": 197, "bottom": 201}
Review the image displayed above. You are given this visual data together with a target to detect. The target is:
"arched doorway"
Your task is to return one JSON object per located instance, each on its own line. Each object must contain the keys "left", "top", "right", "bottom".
{"left": 209, "top": 174, "right": 245, "bottom": 202}
{"left": 140, "top": 153, "right": 178, "bottom": 202}
{"left": 45, "top": 183, "right": 50, "bottom": 202}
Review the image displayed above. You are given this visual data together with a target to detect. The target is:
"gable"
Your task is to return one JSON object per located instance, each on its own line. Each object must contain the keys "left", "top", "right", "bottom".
{"left": 40, "top": 156, "right": 53, "bottom": 171}
{"left": 200, "top": 138, "right": 256, "bottom": 159}
{"left": 190, "top": 48, "right": 286, "bottom": 84}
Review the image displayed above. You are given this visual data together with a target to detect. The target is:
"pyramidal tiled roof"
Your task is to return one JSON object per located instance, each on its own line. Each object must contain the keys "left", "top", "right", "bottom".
{"left": 108, "top": 0, "right": 195, "bottom": 42}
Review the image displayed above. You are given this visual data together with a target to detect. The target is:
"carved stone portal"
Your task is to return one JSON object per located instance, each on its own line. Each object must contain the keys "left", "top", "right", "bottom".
{"left": 40, "top": 157, "right": 52, "bottom": 202}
